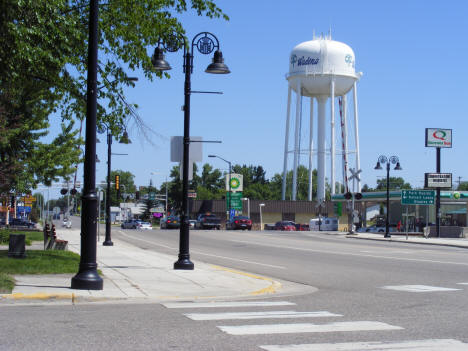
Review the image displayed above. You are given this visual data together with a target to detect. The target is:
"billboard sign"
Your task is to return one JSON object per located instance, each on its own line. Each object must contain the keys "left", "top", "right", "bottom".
{"left": 425, "top": 173, "right": 452, "bottom": 188}
{"left": 425, "top": 128, "right": 452, "bottom": 148}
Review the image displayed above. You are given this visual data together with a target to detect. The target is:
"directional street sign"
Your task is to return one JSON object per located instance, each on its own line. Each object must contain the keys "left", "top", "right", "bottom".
{"left": 401, "top": 189, "right": 435, "bottom": 205}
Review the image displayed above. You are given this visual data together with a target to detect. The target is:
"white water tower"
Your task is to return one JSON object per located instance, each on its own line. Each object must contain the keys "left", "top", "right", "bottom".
{"left": 282, "top": 34, "right": 362, "bottom": 203}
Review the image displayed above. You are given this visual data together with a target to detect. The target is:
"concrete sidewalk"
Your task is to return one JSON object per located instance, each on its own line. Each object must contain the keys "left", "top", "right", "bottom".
{"left": 344, "top": 231, "right": 468, "bottom": 249}
{"left": 1, "top": 228, "right": 312, "bottom": 305}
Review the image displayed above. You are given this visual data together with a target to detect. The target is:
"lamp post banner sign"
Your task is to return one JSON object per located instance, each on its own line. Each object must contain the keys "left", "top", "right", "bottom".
{"left": 425, "top": 128, "right": 452, "bottom": 148}
{"left": 226, "top": 173, "right": 243, "bottom": 192}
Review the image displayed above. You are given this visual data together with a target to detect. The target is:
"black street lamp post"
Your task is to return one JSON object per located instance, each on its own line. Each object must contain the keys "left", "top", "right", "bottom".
{"left": 103, "top": 130, "right": 131, "bottom": 246}
{"left": 374, "top": 155, "right": 402, "bottom": 238}
{"left": 152, "top": 32, "right": 230, "bottom": 270}
{"left": 208, "top": 154, "right": 232, "bottom": 219}
{"left": 71, "top": 0, "right": 102, "bottom": 290}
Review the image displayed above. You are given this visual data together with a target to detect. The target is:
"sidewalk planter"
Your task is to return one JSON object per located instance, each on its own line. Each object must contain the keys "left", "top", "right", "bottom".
{"left": 8, "top": 234, "right": 26, "bottom": 258}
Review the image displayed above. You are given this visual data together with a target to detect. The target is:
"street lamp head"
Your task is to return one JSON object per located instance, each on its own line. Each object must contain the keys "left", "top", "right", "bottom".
{"left": 374, "top": 161, "right": 382, "bottom": 170}
{"left": 119, "top": 131, "right": 131, "bottom": 144}
{"left": 151, "top": 46, "right": 172, "bottom": 71}
{"left": 208, "top": 154, "right": 216, "bottom": 158}
{"left": 259, "top": 203, "right": 265, "bottom": 207}
{"left": 205, "top": 51, "right": 230, "bottom": 74}
{"left": 394, "top": 162, "right": 402, "bottom": 171}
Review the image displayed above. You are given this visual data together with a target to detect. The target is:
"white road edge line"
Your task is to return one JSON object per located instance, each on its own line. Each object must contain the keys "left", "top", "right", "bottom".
{"left": 229, "top": 239, "right": 468, "bottom": 266}
{"left": 117, "top": 231, "right": 285, "bottom": 269}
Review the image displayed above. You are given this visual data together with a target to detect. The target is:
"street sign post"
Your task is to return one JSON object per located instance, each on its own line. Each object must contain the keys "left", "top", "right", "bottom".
{"left": 401, "top": 190, "right": 435, "bottom": 205}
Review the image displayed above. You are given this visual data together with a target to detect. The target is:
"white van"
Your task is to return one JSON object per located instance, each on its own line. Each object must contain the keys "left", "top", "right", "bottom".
{"left": 309, "top": 217, "right": 339, "bottom": 231}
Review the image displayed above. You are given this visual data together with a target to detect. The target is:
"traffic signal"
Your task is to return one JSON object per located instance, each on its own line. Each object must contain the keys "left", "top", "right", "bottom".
{"left": 344, "top": 192, "right": 352, "bottom": 200}
{"left": 60, "top": 188, "right": 68, "bottom": 195}
{"left": 135, "top": 191, "right": 140, "bottom": 200}
{"left": 70, "top": 188, "right": 77, "bottom": 195}
{"left": 10, "top": 196, "right": 14, "bottom": 207}
{"left": 354, "top": 192, "right": 363, "bottom": 200}
{"left": 115, "top": 175, "right": 120, "bottom": 190}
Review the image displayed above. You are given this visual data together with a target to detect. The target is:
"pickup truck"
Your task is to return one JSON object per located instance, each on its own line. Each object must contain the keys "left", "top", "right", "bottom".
{"left": 196, "top": 214, "right": 221, "bottom": 230}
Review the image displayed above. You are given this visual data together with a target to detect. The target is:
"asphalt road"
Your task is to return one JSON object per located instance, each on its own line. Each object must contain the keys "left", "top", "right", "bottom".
{"left": 1, "top": 224, "right": 467, "bottom": 350}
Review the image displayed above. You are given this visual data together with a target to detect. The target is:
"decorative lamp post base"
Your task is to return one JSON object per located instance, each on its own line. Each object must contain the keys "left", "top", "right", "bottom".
{"left": 103, "top": 240, "right": 114, "bottom": 246}
{"left": 174, "top": 257, "right": 194, "bottom": 270}
{"left": 71, "top": 269, "right": 103, "bottom": 290}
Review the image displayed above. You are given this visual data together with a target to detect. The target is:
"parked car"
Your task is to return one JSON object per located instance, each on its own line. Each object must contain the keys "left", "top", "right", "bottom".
{"left": 196, "top": 214, "right": 221, "bottom": 230}
{"left": 121, "top": 219, "right": 142, "bottom": 229}
{"left": 226, "top": 216, "right": 252, "bottom": 230}
{"left": 137, "top": 221, "right": 153, "bottom": 230}
{"left": 189, "top": 220, "right": 197, "bottom": 228}
{"left": 295, "top": 223, "right": 310, "bottom": 231}
{"left": 9, "top": 218, "right": 37, "bottom": 229}
{"left": 160, "top": 216, "right": 180, "bottom": 229}
{"left": 274, "top": 221, "right": 296, "bottom": 231}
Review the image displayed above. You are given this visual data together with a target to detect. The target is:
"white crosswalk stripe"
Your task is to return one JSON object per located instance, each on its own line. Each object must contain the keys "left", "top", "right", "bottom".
{"left": 457, "top": 282, "right": 468, "bottom": 285}
{"left": 164, "top": 299, "right": 465, "bottom": 350}
{"left": 259, "top": 339, "right": 468, "bottom": 350}
{"left": 382, "top": 285, "right": 461, "bottom": 292}
{"left": 217, "top": 321, "right": 403, "bottom": 335}
{"left": 162, "top": 301, "right": 295, "bottom": 309}
{"left": 184, "top": 310, "right": 341, "bottom": 321}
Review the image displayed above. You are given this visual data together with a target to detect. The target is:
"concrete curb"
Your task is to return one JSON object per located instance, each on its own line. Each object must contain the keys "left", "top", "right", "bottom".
{"left": 345, "top": 234, "right": 468, "bottom": 249}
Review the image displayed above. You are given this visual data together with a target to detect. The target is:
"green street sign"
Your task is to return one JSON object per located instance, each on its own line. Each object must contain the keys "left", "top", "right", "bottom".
{"left": 227, "top": 192, "right": 243, "bottom": 211}
{"left": 401, "top": 189, "right": 435, "bottom": 205}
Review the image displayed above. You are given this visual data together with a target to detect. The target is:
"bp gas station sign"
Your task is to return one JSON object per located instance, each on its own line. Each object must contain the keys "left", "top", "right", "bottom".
{"left": 227, "top": 192, "right": 243, "bottom": 211}
{"left": 226, "top": 173, "right": 243, "bottom": 192}
{"left": 226, "top": 174, "right": 243, "bottom": 211}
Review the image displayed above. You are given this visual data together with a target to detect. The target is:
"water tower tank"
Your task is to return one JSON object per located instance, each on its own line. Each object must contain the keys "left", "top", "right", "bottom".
{"left": 287, "top": 39, "right": 358, "bottom": 96}
{"left": 282, "top": 36, "right": 362, "bottom": 204}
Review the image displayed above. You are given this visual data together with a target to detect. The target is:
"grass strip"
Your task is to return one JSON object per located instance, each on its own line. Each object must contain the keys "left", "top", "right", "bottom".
{"left": 0, "top": 250, "right": 81, "bottom": 294}
{"left": 0, "top": 250, "right": 80, "bottom": 275}
{"left": 0, "top": 229, "right": 44, "bottom": 245}
{"left": 0, "top": 273, "right": 15, "bottom": 293}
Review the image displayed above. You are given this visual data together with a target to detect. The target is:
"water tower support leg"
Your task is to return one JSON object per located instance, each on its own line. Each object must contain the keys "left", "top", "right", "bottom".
{"left": 282, "top": 86, "right": 292, "bottom": 200}
{"left": 317, "top": 95, "right": 327, "bottom": 203}
{"left": 342, "top": 94, "right": 349, "bottom": 193}
{"left": 353, "top": 82, "right": 361, "bottom": 192}
{"left": 308, "top": 97, "right": 314, "bottom": 201}
{"left": 330, "top": 79, "right": 336, "bottom": 195}
{"left": 292, "top": 80, "right": 302, "bottom": 201}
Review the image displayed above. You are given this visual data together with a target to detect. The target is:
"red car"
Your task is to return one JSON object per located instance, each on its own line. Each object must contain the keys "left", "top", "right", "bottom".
{"left": 295, "top": 223, "right": 310, "bottom": 231}
{"left": 274, "top": 221, "right": 296, "bottom": 231}
{"left": 226, "top": 216, "right": 252, "bottom": 230}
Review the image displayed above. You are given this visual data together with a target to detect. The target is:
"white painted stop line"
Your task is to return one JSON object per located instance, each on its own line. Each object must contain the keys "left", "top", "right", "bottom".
{"left": 382, "top": 285, "right": 461, "bottom": 292}
{"left": 184, "top": 310, "right": 341, "bottom": 321}
{"left": 218, "top": 321, "right": 402, "bottom": 335}
{"left": 259, "top": 339, "right": 468, "bottom": 351}
{"left": 163, "top": 301, "right": 295, "bottom": 309}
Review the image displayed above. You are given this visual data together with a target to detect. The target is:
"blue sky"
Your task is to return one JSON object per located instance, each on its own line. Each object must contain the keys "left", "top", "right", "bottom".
{"left": 69, "top": 0, "right": 468, "bottom": 195}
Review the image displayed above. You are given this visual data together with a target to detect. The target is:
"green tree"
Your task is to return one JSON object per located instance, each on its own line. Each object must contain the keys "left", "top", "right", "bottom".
{"left": 376, "top": 177, "right": 411, "bottom": 191}
{"left": 100, "top": 170, "right": 136, "bottom": 206}
{"left": 1, "top": 0, "right": 227, "bottom": 193}
{"left": 457, "top": 182, "right": 468, "bottom": 191}
{"left": 269, "top": 166, "right": 319, "bottom": 200}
